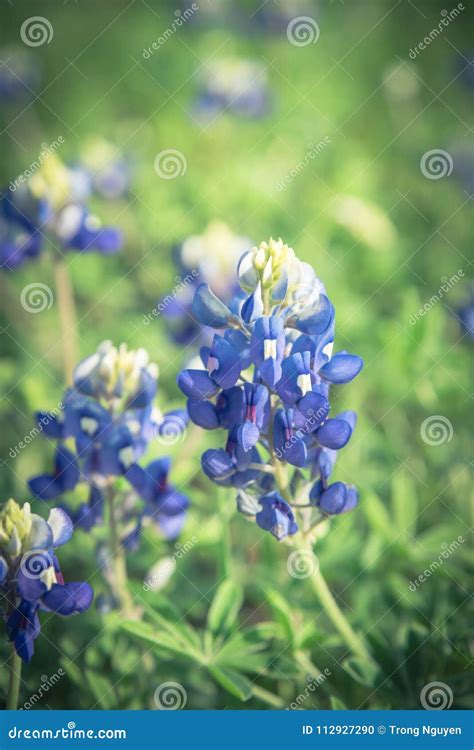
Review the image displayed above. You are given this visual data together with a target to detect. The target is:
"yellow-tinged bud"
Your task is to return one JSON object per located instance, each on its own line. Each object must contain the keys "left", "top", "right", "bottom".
{"left": 0, "top": 499, "right": 33, "bottom": 554}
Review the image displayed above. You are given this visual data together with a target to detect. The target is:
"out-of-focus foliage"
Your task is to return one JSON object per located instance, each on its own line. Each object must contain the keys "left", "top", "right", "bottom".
{"left": 0, "top": 0, "right": 472, "bottom": 710}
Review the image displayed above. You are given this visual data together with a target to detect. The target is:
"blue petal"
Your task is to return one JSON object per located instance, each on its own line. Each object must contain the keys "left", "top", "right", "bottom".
{"left": 319, "top": 353, "right": 363, "bottom": 384}
{"left": 316, "top": 418, "right": 352, "bottom": 449}
{"left": 187, "top": 399, "right": 219, "bottom": 429}
{"left": 237, "top": 421, "right": 260, "bottom": 452}
{"left": 289, "top": 295, "right": 334, "bottom": 335}
{"left": 41, "top": 582, "right": 94, "bottom": 615}
{"left": 47, "top": 508, "right": 73, "bottom": 547}
{"left": 177, "top": 369, "right": 219, "bottom": 399}
{"left": 201, "top": 449, "right": 234, "bottom": 483}
{"left": 27, "top": 514, "right": 54, "bottom": 550}
{"left": 192, "top": 283, "right": 233, "bottom": 327}
{"left": 208, "top": 336, "right": 242, "bottom": 389}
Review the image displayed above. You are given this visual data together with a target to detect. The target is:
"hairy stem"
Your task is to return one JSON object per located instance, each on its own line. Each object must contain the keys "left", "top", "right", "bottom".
{"left": 305, "top": 540, "right": 373, "bottom": 665}
{"left": 217, "top": 489, "right": 233, "bottom": 578}
{"left": 106, "top": 486, "right": 135, "bottom": 617}
{"left": 53, "top": 256, "right": 79, "bottom": 385}
{"left": 6, "top": 646, "right": 21, "bottom": 710}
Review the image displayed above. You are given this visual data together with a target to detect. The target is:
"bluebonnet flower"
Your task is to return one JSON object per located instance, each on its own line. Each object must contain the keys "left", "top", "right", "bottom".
{"left": 194, "top": 59, "right": 271, "bottom": 120}
{"left": 160, "top": 221, "right": 250, "bottom": 347}
{"left": 0, "top": 499, "right": 93, "bottom": 662}
{"left": 0, "top": 48, "right": 40, "bottom": 105}
{"left": 28, "top": 342, "right": 189, "bottom": 546}
{"left": 1, "top": 152, "right": 122, "bottom": 271}
{"left": 178, "top": 237, "right": 363, "bottom": 541}
{"left": 68, "top": 137, "right": 131, "bottom": 202}
{"left": 455, "top": 286, "right": 474, "bottom": 341}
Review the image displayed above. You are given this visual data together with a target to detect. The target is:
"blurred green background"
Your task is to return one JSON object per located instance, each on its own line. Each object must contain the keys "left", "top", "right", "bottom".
{"left": 0, "top": 0, "right": 472, "bottom": 710}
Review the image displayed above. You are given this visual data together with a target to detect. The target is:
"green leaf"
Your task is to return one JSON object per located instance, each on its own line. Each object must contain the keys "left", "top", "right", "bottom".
{"left": 209, "top": 666, "right": 253, "bottom": 701}
{"left": 265, "top": 589, "right": 295, "bottom": 643}
{"left": 120, "top": 620, "right": 199, "bottom": 661}
{"left": 342, "top": 656, "right": 379, "bottom": 687}
{"left": 85, "top": 670, "right": 115, "bottom": 709}
{"left": 330, "top": 696, "right": 348, "bottom": 710}
{"left": 363, "top": 492, "right": 391, "bottom": 540}
{"left": 207, "top": 579, "right": 243, "bottom": 637}
{"left": 391, "top": 469, "right": 417, "bottom": 540}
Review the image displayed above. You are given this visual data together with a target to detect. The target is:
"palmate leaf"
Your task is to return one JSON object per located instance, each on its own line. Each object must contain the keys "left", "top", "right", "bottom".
{"left": 85, "top": 669, "right": 115, "bottom": 710}
{"left": 209, "top": 666, "right": 253, "bottom": 701}
{"left": 120, "top": 620, "right": 203, "bottom": 664}
{"left": 207, "top": 579, "right": 243, "bottom": 637}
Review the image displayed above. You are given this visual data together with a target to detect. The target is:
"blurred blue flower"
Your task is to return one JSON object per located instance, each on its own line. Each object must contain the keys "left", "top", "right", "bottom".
{"left": 1, "top": 152, "right": 122, "bottom": 271}
{"left": 195, "top": 58, "right": 271, "bottom": 120}
{"left": 28, "top": 342, "right": 189, "bottom": 544}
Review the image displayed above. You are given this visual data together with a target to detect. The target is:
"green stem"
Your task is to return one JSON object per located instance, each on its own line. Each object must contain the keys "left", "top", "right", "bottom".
{"left": 106, "top": 486, "right": 135, "bottom": 617}
{"left": 52, "top": 255, "right": 79, "bottom": 385}
{"left": 6, "top": 646, "right": 21, "bottom": 710}
{"left": 306, "top": 546, "right": 373, "bottom": 665}
{"left": 217, "top": 489, "right": 233, "bottom": 578}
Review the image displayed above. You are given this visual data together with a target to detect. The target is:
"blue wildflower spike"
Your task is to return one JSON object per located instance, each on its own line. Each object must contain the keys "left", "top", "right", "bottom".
{"left": 178, "top": 236, "right": 362, "bottom": 541}
{"left": 1, "top": 499, "right": 93, "bottom": 663}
